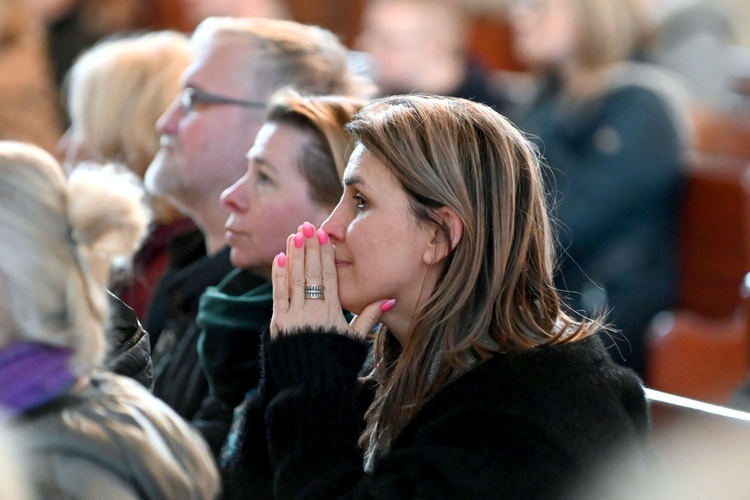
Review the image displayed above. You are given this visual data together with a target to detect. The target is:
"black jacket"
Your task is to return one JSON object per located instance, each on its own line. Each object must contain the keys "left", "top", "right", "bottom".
{"left": 223, "top": 329, "right": 649, "bottom": 499}
{"left": 150, "top": 246, "right": 236, "bottom": 457}
{"left": 104, "top": 291, "right": 152, "bottom": 388}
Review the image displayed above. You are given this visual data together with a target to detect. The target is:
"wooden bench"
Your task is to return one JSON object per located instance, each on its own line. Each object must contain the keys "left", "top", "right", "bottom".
{"left": 646, "top": 107, "right": 750, "bottom": 403}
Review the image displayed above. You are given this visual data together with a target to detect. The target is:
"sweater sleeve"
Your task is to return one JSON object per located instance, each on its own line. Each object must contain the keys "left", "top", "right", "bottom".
{"left": 221, "top": 328, "right": 368, "bottom": 499}
{"left": 261, "top": 329, "right": 370, "bottom": 499}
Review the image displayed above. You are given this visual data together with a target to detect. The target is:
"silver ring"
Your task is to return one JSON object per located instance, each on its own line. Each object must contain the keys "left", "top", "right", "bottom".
{"left": 304, "top": 284, "right": 324, "bottom": 300}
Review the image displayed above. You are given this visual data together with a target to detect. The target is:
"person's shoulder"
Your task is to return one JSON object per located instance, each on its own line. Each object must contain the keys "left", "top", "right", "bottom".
{"left": 20, "top": 371, "right": 220, "bottom": 498}
{"left": 661, "top": 0, "right": 734, "bottom": 40}
{"left": 601, "top": 62, "right": 692, "bottom": 137}
{"left": 469, "top": 335, "right": 645, "bottom": 403}
{"left": 602, "top": 62, "right": 686, "bottom": 104}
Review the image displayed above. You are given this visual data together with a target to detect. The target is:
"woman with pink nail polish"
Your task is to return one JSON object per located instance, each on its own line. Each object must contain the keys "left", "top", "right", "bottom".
{"left": 225, "top": 94, "right": 650, "bottom": 498}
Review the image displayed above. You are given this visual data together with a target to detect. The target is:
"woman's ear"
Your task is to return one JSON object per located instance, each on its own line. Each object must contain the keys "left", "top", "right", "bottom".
{"left": 422, "top": 207, "right": 463, "bottom": 266}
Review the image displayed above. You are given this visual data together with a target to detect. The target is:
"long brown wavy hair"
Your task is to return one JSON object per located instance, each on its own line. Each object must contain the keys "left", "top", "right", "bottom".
{"left": 347, "top": 94, "right": 603, "bottom": 464}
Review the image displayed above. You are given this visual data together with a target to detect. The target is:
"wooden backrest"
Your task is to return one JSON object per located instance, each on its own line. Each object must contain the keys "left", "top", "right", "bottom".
{"left": 691, "top": 106, "right": 750, "bottom": 160}
{"left": 647, "top": 106, "right": 750, "bottom": 402}
{"left": 646, "top": 310, "right": 748, "bottom": 404}
{"left": 678, "top": 157, "right": 750, "bottom": 316}
{"left": 677, "top": 107, "right": 750, "bottom": 317}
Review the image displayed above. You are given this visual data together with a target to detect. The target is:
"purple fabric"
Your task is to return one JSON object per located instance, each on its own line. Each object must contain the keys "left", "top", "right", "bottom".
{"left": 0, "top": 342, "right": 76, "bottom": 415}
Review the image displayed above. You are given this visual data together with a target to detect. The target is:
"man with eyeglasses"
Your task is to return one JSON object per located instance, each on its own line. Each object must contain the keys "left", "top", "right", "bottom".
{"left": 143, "top": 16, "right": 373, "bottom": 457}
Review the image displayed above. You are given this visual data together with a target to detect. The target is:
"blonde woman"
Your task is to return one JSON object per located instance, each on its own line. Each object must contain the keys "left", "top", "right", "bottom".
{"left": 508, "top": 0, "right": 690, "bottom": 376}
{"left": 61, "top": 30, "right": 194, "bottom": 319}
{"left": 225, "top": 95, "right": 649, "bottom": 498}
{"left": 0, "top": 141, "right": 219, "bottom": 498}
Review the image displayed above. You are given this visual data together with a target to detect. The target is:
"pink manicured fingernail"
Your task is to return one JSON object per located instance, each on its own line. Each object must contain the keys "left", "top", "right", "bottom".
{"left": 302, "top": 221, "right": 314, "bottom": 238}
{"left": 294, "top": 232, "right": 304, "bottom": 248}
{"left": 380, "top": 299, "right": 396, "bottom": 312}
{"left": 277, "top": 253, "right": 286, "bottom": 268}
{"left": 317, "top": 228, "right": 328, "bottom": 245}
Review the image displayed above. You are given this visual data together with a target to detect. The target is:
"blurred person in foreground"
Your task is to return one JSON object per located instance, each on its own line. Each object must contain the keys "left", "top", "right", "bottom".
{"left": 0, "top": 141, "right": 219, "bottom": 499}
{"left": 144, "top": 15, "right": 375, "bottom": 456}
{"left": 507, "top": 0, "right": 690, "bottom": 377}
{"left": 573, "top": 417, "right": 750, "bottom": 499}
{"left": 0, "top": 416, "right": 32, "bottom": 500}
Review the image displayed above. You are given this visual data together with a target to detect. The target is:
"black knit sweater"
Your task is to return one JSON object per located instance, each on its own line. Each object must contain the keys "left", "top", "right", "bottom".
{"left": 223, "top": 329, "right": 649, "bottom": 499}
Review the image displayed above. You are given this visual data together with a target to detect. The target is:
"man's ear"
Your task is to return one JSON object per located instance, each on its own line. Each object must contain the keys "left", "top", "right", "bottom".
{"left": 422, "top": 207, "right": 463, "bottom": 266}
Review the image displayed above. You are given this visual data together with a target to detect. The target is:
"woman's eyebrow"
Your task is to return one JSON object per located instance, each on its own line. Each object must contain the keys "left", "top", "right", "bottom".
{"left": 343, "top": 175, "right": 363, "bottom": 187}
{"left": 246, "top": 153, "right": 276, "bottom": 172}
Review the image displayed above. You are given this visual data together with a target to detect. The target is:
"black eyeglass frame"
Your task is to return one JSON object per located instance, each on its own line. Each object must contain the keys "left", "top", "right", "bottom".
{"left": 178, "top": 88, "right": 267, "bottom": 113}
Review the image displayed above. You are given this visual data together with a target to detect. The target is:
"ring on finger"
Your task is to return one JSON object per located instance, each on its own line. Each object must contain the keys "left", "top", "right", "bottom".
{"left": 304, "top": 284, "right": 324, "bottom": 300}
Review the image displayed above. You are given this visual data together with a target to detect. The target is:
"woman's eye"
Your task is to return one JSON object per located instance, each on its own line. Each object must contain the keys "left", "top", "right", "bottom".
{"left": 354, "top": 194, "right": 367, "bottom": 210}
{"left": 257, "top": 171, "right": 271, "bottom": 183}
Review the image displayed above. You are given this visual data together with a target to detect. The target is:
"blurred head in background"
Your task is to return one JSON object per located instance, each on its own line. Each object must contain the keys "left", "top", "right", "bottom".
{"left": 61, "top": 30, "right": 191, "bottom": 224}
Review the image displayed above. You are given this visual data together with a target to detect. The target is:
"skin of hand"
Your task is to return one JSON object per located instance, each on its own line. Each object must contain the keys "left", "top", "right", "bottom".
{"left": 270, "top": 221, "right": 393, "bottom": 340}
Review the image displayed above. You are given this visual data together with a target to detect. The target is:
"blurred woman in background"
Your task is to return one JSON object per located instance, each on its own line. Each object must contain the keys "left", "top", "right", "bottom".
{"left": 507, "top": 0, "right": 690, "bottom": 376}
{"left": 61, "top": 30, "right": 194, "bottom": 320}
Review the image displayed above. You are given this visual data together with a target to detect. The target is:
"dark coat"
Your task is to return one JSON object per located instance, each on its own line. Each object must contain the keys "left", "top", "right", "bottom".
{"left": 223, "top": 329, "right": 649, "bottom": 499}
{"left": 150, "top": 245, "right": 236, "bottom": 457}
{"left": 104, "top": 291, "right": 152, "bottom": 388}
{"left": 112, "top": 217, "right": 197, "bottom": 321}
{"left": 514, "top": 64, "right": 689, "bottom": 375}
{"left": 18, "top": 371, "right": 220, "bottom": 499}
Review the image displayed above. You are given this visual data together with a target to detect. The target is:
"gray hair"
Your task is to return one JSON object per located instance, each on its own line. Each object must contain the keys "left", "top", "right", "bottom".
{"left": 0, "top": 142, "right": 148, "bottom": 376}
{"left": 191, "top": 16, "right": 376, "bottom": 100}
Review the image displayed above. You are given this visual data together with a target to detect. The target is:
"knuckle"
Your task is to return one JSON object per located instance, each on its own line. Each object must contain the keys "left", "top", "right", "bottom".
{"left": 306, "top": 267, "right": 322, "bottom": 280}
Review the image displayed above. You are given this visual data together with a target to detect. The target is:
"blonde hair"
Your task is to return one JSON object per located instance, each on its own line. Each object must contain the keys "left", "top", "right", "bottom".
{"left": 191, "top": 17, "right": 376, "bottom": 100}
{"left": 572, "top": 0, "right": 652, "bottom": 70}
{"left": 64, "top": 31, "right": 190, "bottom": 221}
{"left": 347, "top": 95, "right": 602, "bottom": 463}
{"left": 266, "top": 89, "right": 367, "bottom": 207}
{"left": 0, "top": 142, "right": 148, "bottom": 376}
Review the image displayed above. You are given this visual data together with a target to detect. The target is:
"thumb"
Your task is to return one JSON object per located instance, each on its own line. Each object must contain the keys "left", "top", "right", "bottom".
{"left": 350, "top": 299, "right": 396, "bottom": 339}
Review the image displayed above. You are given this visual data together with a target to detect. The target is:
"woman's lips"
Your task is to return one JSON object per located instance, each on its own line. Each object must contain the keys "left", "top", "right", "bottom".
{"left": 225, "top": 228, "right": 242, "bottom": 244}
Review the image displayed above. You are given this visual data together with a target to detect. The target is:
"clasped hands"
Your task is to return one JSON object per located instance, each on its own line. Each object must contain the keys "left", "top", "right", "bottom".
{"left": 271, "top": 221, "right": 394, "bottom": 340}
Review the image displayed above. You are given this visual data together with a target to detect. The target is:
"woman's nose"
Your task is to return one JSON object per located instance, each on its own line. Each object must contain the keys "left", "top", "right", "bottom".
{"left": 320, "top": 203, "right": 344, "bottom": 242}
{"left": 221, "top": 174, "right": 249, "bottom": 213}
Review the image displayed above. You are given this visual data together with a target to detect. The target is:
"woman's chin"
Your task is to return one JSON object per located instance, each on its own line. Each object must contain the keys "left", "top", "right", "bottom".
{"left": 338, "top": 294, "right": 363, "bottom": 316}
